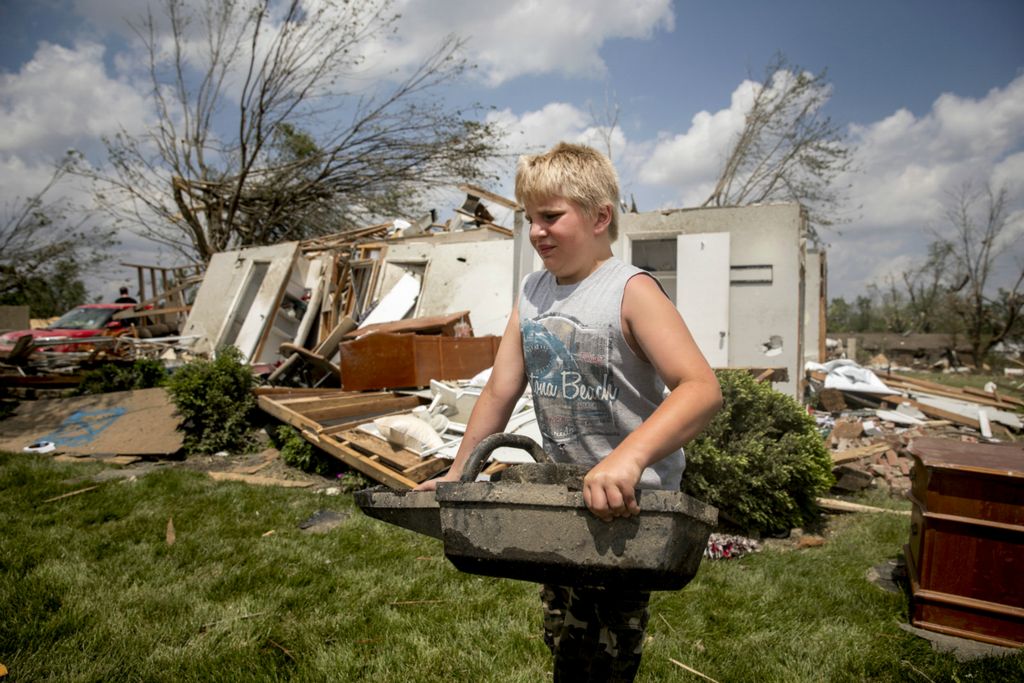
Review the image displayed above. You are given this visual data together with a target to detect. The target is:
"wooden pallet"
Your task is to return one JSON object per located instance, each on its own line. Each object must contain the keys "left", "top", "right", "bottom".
{"left": 255, "top": 387, "right": 450, "bottom": 489}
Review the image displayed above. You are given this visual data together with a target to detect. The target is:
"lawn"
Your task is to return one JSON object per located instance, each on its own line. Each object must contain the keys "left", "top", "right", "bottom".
{"left": 1, "top": 452, "right": 1021, "bottom": 682}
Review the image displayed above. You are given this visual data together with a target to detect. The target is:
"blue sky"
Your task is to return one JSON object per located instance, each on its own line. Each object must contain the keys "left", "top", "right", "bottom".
{"left": 1, "top": 0, "right": 1022, "bottom": 302}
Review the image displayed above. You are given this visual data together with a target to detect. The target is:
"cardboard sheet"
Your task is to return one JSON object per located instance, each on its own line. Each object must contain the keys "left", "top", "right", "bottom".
{"left": 0, "top": 388, "right": 183, "bottom": 457}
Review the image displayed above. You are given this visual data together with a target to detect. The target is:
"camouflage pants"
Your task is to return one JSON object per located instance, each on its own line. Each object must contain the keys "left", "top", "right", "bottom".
{"left": 541, "top": 584, "right": 651, "bottom": 683}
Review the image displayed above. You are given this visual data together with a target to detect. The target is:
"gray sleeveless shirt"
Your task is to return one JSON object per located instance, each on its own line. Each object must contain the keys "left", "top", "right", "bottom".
{"left": 518, "top": 257, "right": 685, "bottom": 490}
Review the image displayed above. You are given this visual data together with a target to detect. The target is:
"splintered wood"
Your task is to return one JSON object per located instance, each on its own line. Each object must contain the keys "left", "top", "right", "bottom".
{"left": 256, "top": 388, "right": 449, "bottom": 489}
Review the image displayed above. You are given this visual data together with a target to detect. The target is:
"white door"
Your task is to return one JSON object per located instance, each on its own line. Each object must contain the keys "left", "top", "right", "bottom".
{"left": 676, "top": 233, "right": 730, "bottom": 367}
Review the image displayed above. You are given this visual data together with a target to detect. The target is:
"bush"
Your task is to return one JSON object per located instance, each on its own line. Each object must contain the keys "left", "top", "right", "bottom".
{"left": 166, "top": 346, "right": 259, "bottom": 454}
{"left": 75, "top": 359, "right": 168, "bottom": 395}
{"left": 271, "top": 425, "right": 335, "bottom": 476}
{"left": 682, "top": 370, "right": 834, "bottom": 535}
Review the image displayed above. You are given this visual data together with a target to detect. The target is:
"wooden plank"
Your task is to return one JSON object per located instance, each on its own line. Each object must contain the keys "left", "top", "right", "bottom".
{"left": 831, "top": 442, "right": 891, "bottom": 465}
{"left": 339, "top": 430, "right": 422, "bottom": 469}
{"left": 346, "top": 311, "right": 472, "bottom": 339}
{"left": 882, "top": 377, "right": 1015, "bottom": 410}
{"left": 816, "top": 497, "right": 911, "bottom": 516}
{"left": 253, "top": 387, "right": 340, "bottom": 397}
{"left": 308, "top": 434, "right": 416, "bottom": 490}
{"left": 277, "top": 343, "right": 340, "bottom": 376}
{"left": 272, "top": 389, "right": 372, "bottom": 405}
{"left": 458, "top": 183, "right": 520, "bottom": 210}
{"left": 302, "top": 395, "right": 422, "bottom": 423}
{"left": 402, "top": 457, "right": 450, "bottom": 483}
{"left": 962, "top": 385, "right": 1024, "bottom": 408}
{"left": 738, "top": 367, "right": 790, "bottom": 382}
{"left": 208, "top": 471, "right": 314, "bottom": 488}
{"left": 319, "top": 408, "right": 429, "bottom": 436}
{"left": 274, "top": 391, "right": 393, "bottom": 408}
{"left": 880, "top": 395, "right": 981, "bottom": 430}
{"left": 257, "top": 394, "right": 323, "bottom": 433}
{"left": 336, "top": 430, "right": 451, "bottom": 483}
{"left": 268, "top": 315, "right": 356, "bottom": 384}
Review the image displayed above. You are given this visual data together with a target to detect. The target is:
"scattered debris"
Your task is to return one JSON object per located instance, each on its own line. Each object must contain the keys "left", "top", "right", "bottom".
{"left": 704, "top": 533, "right": 761, "bottom": 560}
{"left": 41, "top": 484, "right": 101, "bottom": 504}
{"left": 805, "top": 360, "right": 1022, "bottom": 501}
{"left": 668, "top": 657, "right": 721, "bottom": 683}
{"left": 298, "top": 509, "right": 349, "bottom": 534}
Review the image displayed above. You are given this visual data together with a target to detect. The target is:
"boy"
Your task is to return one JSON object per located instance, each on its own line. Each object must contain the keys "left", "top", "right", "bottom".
{"left": 416, "top": 142, "right": 721, "bottom": 681}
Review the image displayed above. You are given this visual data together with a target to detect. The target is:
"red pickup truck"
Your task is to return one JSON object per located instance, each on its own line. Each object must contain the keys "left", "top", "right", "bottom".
{"left": 0, "top": 303, "right": 138, "bottom": 353}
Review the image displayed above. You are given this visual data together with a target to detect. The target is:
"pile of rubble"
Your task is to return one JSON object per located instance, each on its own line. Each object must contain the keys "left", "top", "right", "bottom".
{"left": 806, "top": 359, "right": 1023, "bottom": 497}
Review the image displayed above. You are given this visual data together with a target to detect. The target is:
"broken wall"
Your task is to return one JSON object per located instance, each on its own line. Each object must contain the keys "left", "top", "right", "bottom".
{"left": 373, "top": 235, "right": 514, "bottom": 337}
{"left": 617, "top": 204, "right": 811, "bottom": 398}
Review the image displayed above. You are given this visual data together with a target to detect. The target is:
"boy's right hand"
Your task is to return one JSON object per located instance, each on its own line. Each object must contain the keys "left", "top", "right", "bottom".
{"left": 412, "top": 472, "right": 461, "bottom": 492}
{"left": 582, "top": 453, "right": 644, "bottom": 522}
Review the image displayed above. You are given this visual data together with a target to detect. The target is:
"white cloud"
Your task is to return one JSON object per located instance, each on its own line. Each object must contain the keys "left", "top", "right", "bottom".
{"left": 991, "top": 150, "right": 1024, "bottom": 195}
{"left": 374, "top": 0, "right": 674, "bottom": 86}
{"left": 486, "top": 102, "right": 640, "bottom": 200}
{"left": 635, "top": 79, "right": 757, "bottom": 207}
{"left": 0, "top": 41, "right": 152, "bottom": 161}
{"left": 820, "top": 73, "right": 1024, "bottom": 296}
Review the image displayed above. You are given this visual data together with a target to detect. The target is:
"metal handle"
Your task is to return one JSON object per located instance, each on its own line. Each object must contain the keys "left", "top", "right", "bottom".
{"left": 460, "top": 433, "right": 553, "bottom": 482}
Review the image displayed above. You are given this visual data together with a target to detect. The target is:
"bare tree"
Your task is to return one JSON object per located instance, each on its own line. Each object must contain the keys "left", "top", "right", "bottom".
{"left": 80, "top": 0, "right": 504, "bottom": 262}
{"left": 1, "top": 154, "right": 116, "bottom": 316}
{"left": 587, "top": 86, "right": 621, "bottom": 162}
{"left": 936, "top": 182, "right": 1024, "bottom": 364}
{"left": 703, "top": 53, "right": 854, "bottom": 235}
{"left": 898, "top": 241, "right": 955, "bottom": 333}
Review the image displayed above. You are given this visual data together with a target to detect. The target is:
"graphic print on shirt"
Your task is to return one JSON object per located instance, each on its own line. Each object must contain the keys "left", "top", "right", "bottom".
{"left": 521, "top": 315, "right": 618, "bottom": 442}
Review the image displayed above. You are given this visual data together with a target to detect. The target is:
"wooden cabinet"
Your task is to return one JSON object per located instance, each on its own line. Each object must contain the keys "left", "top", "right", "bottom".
{"left": 340, "top": 332, "right": 500, "bottom": 391}
{"left": 905, "top": 437, "right": 1024, "bottom": 648}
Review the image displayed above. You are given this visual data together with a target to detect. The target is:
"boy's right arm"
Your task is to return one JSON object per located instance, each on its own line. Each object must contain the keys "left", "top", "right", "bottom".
{"left": 413, "top": 306, "right": 527, "bottom": 491}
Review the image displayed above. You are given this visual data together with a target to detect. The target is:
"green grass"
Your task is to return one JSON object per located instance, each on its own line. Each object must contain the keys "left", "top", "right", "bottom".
{"left": 2, "top": 453, "right": 1021, "bottom": 682}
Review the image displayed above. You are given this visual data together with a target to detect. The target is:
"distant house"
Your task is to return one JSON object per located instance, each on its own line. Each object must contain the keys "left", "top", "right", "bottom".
{"left": 840, "top": 332, "right": 974, "bottom": 368}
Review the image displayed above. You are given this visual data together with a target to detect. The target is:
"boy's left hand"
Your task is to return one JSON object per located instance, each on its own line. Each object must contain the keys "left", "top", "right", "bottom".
{"left": 582, "top": 454, "right": 643, "bottom": 522}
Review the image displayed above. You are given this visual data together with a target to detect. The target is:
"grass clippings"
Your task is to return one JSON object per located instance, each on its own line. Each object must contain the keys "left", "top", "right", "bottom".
{"left": 1, "top": 452, "right": 1022, "bottom": 682}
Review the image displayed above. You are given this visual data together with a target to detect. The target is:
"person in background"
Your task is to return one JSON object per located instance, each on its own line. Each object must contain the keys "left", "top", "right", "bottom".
{"left": 114, "top": 286, "right": 137, "bottom": 304}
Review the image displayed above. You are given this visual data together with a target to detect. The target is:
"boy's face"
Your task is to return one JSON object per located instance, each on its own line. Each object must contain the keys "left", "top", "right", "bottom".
{"left": 525, "top": 196, "right": 611, "bottom": 285}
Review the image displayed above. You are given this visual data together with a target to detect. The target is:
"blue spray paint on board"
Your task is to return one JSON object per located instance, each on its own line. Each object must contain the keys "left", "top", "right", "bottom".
{"left": 38, "top": 407, "right": 127, "bottom": 448}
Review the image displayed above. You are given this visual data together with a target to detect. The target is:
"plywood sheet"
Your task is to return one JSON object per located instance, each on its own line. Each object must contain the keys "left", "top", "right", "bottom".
{"left": 0, "top": 388, "right": 183, "bottom": 456}
{"left": 181, "top": 242, "right": 299, "bottom": 357}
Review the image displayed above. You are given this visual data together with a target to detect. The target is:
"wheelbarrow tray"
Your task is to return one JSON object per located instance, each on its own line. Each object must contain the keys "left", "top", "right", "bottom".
{"left": 434, "top": 481, "right": 717, "bottom": 590}
{"left": 354, "top": 486, "right": 442, "bottom": 540}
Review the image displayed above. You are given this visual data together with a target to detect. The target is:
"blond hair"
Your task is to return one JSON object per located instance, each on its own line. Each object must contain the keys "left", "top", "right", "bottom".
{"left": 515, "top": 142, "right": 620, "bottom": 241}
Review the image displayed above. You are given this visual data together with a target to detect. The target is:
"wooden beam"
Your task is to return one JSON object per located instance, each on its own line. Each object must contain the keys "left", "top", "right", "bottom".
{"left": 831, "top": 442, "right": 891, "bottom": 465}
{"left": 457, "top": 183, "right": 520, "bottom": 210}
{"left": 880, "top": 395, "right": 981, "bottom": 430}
{"left": 302, "top": 395, "right": 422, "bottom": 424}
{"left": 308, "top": 434, "right": 417, "bottom": 490}
{"left": 208, "top": 472, "right": 314, "bottom": 488}
{"left": 816, "top": 497, "right": 910, "bottom": 516}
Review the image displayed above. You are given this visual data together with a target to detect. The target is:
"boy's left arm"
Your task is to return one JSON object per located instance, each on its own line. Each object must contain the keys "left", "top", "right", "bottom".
{"left": 582, "top": 274, "right": 723, "bottom": 522}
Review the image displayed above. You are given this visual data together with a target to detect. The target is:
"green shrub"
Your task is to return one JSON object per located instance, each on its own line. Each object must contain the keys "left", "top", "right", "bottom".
{"left": 271, "top": 425, "right": 334, "bottom": 476}
{"left": 75, "top": 359, "right": 168, "bottom": 395}
{"left": 166, "top": 346, "right": 258, "bottom": 454}
{"left": 682, "top": 369, "right": 834, "bottom": 535}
